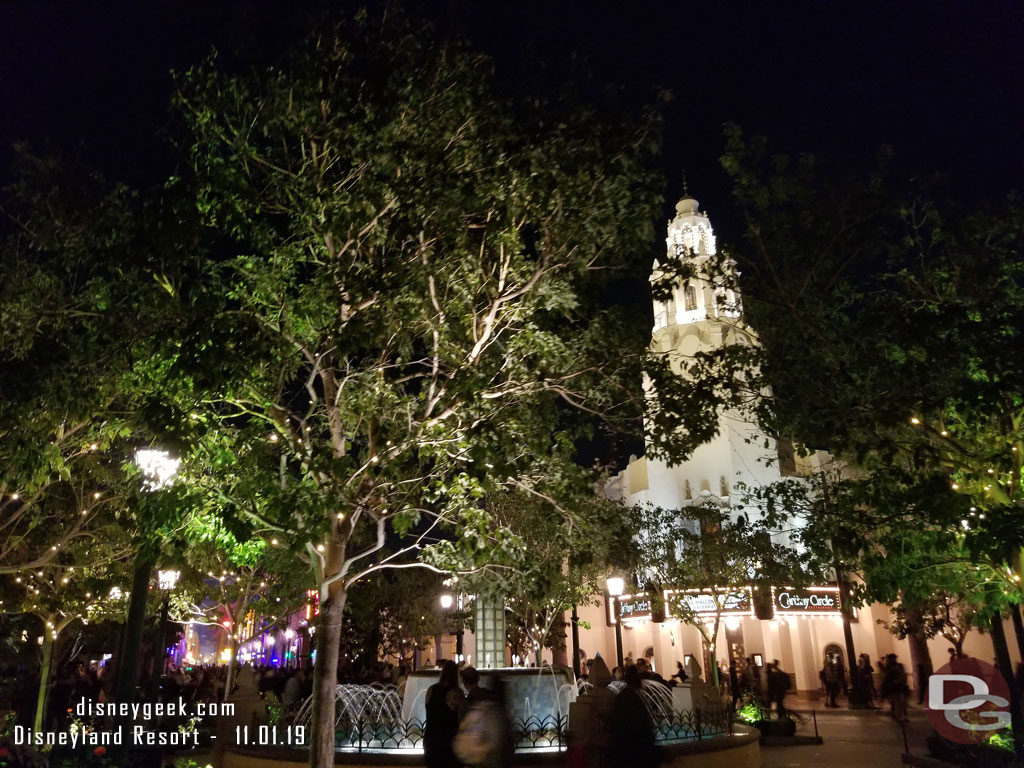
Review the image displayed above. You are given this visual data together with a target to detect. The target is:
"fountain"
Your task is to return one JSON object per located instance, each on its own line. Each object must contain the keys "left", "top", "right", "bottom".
{"left": 401, "top": 665, "right": 577, "bottom": 723}
{"left": 294, "top": 682, "right": 403, "bottom": 731}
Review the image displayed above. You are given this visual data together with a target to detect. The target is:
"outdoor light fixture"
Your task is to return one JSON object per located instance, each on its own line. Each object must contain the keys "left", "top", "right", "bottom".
{"left": 135, "top": 448, "right": 180, "bottom": 490}
{"left": 157, "top": 570, "right": 180, "bottom": 590}
{"left": 605, "top": 576, "right": 625, "bottom": 597}
{"left": 438, "top": 592, "right": 464, "bottom": 656}
{"left": 605, "top": 575, "right": 625, "bottom": 670}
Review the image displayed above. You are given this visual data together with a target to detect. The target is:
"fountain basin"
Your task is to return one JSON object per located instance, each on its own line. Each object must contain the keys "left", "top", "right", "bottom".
{"left": 401, "top": 667, "right": 577, "bottom": 724}
{"left": 221, "top": 725, "right": 761, "bottom": 768}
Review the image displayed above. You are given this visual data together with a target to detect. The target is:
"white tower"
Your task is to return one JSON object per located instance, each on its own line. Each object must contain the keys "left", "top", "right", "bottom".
{"left": 609, "top": 194, "right": 779, "bottom": 520}
{"left": 652, "top": 195, "right": 743, "bottom": 366}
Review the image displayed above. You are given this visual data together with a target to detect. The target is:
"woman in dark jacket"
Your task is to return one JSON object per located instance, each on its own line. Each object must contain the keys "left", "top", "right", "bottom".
{"left": 424, "top": 661, "right": 465, "bottom": 768}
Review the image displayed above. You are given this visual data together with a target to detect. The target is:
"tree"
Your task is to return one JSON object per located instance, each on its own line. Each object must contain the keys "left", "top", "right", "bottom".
{"left": 881, "top": 590, "right": 978, "bottom": 660}
{"left": 174, "top": 512, "right": 311, "bottom": 694}
{"left": 0, "top": 535, "right": 130, "bottom": 731}
{"left": 752, "top": 466, "right": 983, "bottom": 702}
{"left": 464, "top": 492, "right": 622, "bottom": 667}
{"left": 0, "top": 152, "right": 156, "bottom": 577}
{"left": 168, "top": 13, "right": 661, "bottom": 766}
{"left": 704, "top": 131, "right": 1024, "bottom": 736}
{"left": 628, "top": 500, "right": 802, "bottom": 687}
{"left": 333, "top": 566, "right": 447, "bottom": 667}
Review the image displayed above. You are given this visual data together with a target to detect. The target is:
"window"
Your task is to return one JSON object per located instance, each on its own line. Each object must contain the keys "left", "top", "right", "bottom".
{"left": 684, "top": 284, "right": 698, "bottom": 311}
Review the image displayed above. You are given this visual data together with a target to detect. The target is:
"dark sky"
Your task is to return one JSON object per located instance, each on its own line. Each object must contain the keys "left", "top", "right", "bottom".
{"left": 1, "top": 1, "right": 1022, "bottom": 237}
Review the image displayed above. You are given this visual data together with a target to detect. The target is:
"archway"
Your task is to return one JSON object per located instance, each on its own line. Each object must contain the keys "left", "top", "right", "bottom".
{"left": 824, "top": 643, "right": 845, "bottom": 669}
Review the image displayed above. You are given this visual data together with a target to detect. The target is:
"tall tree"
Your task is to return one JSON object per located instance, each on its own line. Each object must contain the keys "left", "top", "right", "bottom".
{"left": 708, "top": 126, "right": 1024, "bottom": 742}
{"left": 628, "top": 500, "right": 802, "bottom": 687}
{"left": 168, "top": 13, "right": 661, "bottom": 766}
{"left": 463, "top": 493, "right": 622, "bottom": 667}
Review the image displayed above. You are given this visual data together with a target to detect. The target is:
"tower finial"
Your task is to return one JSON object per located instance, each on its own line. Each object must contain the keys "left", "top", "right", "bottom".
{"left": 682, "top": 170, "right": 689, "bottom": 196}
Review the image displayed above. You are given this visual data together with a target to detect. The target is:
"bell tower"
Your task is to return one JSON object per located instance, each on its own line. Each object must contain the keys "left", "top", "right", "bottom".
{"left": 651, "top": 195, "right": 743, "bottom": 365}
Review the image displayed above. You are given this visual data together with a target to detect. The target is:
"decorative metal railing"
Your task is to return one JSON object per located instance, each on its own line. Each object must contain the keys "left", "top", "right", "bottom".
{"left": 652, "top": 704, "right": 734, "bottom": 743}
{"left": 322, "top": 705, "right": 733, "bottom": 753}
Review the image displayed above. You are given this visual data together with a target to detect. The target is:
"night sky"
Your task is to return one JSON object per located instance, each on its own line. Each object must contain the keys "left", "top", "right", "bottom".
{"left": 2, "top": 1, "right": 1022, "bottom": 239}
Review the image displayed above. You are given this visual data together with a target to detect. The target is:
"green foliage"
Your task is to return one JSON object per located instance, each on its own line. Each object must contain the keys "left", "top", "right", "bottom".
{"left": 627, "top": 499, "right": 803, "bottom": 686}
{"left": 167, "top": 10, "right": 662, "bottom": 613}
{"left": 689, "top": 127, "right": 1024, "bottom": 634}
{"left": 160, "top": 14, "right": 663, "bottom": 759}
{"left": 460, "top": 492, "right": 625, "bottom": 662}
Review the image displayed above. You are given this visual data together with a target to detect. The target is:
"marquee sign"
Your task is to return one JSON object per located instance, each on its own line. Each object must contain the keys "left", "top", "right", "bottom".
{"left": 772, "top": 586, "right": 843, "bottom": 616}
{"left": 665, "top": 587, "right": 754, "bottom": 618}
{"left": 607, "top": 593, "right": 655, "bottom": 625}
{"left": 618, "top": 596, "right": 652, "bottom": 621}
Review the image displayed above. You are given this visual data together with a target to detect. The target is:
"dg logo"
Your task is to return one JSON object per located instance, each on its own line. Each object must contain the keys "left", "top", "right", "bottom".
{"left": 927, "top": 658, "right": 1011, "bottom": 743}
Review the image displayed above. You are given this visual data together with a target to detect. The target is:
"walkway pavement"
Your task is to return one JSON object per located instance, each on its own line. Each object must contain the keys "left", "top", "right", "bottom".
{"left": 760, "top": 698, "right": 932, "bottom": 768}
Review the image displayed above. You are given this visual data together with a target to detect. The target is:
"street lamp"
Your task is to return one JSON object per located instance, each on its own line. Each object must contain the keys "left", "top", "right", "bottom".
{"left": 134, "top": 449, "right": 181, "bottom": 490}
{"left": 117, "top": 448, "right": 179, "bottom": 709}
{"left": 606, "top": 575, "right": 625, "bottom": 671}
{"left": 150, "top": 569, "right": 179, "bottom": 700}
{"left": 439, "top": 592, "right": 463, "bottom": 660}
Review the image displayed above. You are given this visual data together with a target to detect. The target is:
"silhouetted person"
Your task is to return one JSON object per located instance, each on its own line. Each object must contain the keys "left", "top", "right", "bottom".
{"left": 425, "top": 660, "right": 464, "bottom": 768}
{"left": 607, "top": 666, "right": 656, "bottom": 768}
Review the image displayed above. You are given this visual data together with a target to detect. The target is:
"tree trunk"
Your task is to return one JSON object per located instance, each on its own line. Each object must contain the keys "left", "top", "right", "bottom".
{"left": 149, "top": 594, "right": 170, "bottom": 702}
{"left": 224, "top": 632, "right": 239, "bottom": 699}
{"left": 570, "top": 605, "right": 581, "bottom": 677}
{"left": 549, "top": 614, "right": 568, "bottom": 667}
{"left": 33, "top": 630, "right": 55, "bottom": 732}
{"left": 835, "top": 569, "right": 868, "bottom": 708}
{"left": 990, "top": 613, "right": 1023, "bottom": 755}
{"left": 116, "top": 551, "right": 154, "bottom": 705}
{"left": 308, "top": 583, "right": 346, "bottom": 768}
{"left": 904, "top": 605, "right": 933, "bottom": 704}
{"left": 1010, "top": 603, "right": 1024, "bottom": 663}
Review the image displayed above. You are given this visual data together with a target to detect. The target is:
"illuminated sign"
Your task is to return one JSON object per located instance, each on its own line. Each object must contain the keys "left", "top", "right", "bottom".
{"left": 666, "top": 588, "right": 753, "bottom": 617}
{"left": 619, "top": 597, "right": 652, "bottom": 620}
{"left": 608, "top": 593, "right": 652, "bottom": 624}
{"left": 772, "top": 586, "right": 842, "bottom": 616}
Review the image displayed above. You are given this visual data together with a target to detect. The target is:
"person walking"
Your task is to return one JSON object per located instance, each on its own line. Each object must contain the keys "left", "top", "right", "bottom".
{"left": 728, "top": 660, "right": 741, "bottom": 710}
{"left": 820, "top": 662, "right": 841, "bottom": 708}
{"left": 425, "top": 660, "right": 464, "bottom": 768}
{"left": 766, "top": 660, "right": 791, "bottom": 719}
{"left": 881, "top": 654, "right": 909, "bottom": 723}
{"left": 856, "top": 654, "right": 877, "bottom": 708}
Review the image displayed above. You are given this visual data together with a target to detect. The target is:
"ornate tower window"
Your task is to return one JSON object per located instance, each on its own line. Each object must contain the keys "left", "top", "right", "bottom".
{"left": 683, "top": 284, "right": 698, "bottom": 311}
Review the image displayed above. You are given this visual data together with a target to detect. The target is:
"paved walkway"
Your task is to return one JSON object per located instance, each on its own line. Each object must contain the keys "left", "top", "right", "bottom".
{"left": 761, "top": 699, "right": 932, "bottom": 768}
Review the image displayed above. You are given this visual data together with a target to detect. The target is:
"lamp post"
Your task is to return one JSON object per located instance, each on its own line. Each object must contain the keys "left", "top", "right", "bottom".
{"left": 440, "top": 592, "right": 464, "bottom": 661}
{"left": 606, "top": 576, "right": 625, "bottom": 671}
{"left": 149, "top": 569, "right": 179, "bottom": 700}
{"left": 116, "top": 449, "right": 180, "bottom": 708}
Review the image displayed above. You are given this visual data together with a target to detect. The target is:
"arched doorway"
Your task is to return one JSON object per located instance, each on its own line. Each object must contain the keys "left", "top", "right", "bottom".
{"left": 824, "top": 644, "right": 845, "bottom": 669}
